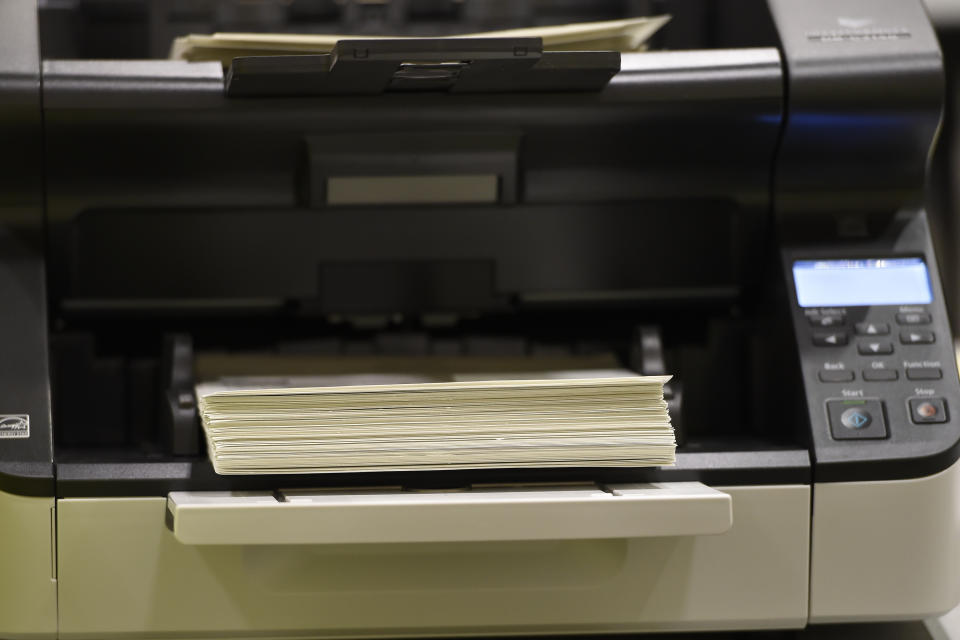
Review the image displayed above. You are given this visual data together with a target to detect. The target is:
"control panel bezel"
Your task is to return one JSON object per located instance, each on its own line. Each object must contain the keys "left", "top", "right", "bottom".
{"left": 782, "top": 210, "right": 960, "bottom": 482}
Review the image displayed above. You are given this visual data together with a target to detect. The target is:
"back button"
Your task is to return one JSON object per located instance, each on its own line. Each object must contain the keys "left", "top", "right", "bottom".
{"left": 819, "top": 370, "right": 854, "bottom": 383}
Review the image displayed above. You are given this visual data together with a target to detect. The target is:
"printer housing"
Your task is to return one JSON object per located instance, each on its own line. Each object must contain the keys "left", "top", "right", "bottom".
{"left": 1, "top": 0, "right": 958, "bottom": 637}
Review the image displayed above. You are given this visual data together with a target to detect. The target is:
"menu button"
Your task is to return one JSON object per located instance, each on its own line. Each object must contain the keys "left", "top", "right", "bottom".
{"left": 897, "top": 312, "right": 932, "bottom": 325}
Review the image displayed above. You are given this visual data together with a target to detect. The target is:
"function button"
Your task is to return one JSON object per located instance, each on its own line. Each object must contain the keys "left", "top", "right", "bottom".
{"left": 854, "top": 322, "right": 890, "bottom": 336}
{"left": 809, "top": 314, "right": 846, "bottom": 328}
{"left": 819, "top": 370, "right": 854, "bottom": 383}
{"left": 863, "top": 369, "right": 898, "bottom": 382}
{"left": 900, "top": 330, "right": 935, "bottom": 345}
{"left": 896, "top": 312, "right": 932, "bottom": 325}
{"left": 857, "top": 340, "right": 893, "bottom": 355}
{"left": 909, "top": 397, "right": 948, "bottom": 424}
{"left": 905, "top": 367, "right": 942, "bottom": 381}
{"left": 828, "top": 399, "right": 888, "bottom": 439}
{"left": 813, "top": 332, "right": 848, "bottom": 347}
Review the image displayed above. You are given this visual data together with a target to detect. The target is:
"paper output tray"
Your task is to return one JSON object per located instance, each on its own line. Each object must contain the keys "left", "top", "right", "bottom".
{"left": 224, "top": 38, "right": 620, "bottom": 97}
{"left": 167, "top": 481, "right": 732, "bottom": 545}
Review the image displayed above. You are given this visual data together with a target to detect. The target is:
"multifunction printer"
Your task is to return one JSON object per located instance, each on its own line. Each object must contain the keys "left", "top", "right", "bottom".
{"left": 0, "top": 0, "right": 957, "bottom": 637}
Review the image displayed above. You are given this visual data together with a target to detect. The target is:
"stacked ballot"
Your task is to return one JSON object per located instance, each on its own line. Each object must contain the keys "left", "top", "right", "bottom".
{"left": 197, "top": 368, "right": 674, "bottom": 475}
{"left": 169, "top": 16, "right": 671, "bottom": 66}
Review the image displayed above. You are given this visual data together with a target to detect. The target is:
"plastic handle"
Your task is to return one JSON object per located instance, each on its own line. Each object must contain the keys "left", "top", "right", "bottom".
{"left": 167, "top": 482, "right": 732, "bottom": 546}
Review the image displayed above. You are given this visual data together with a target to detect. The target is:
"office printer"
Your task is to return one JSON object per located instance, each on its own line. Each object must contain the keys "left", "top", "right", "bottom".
{"left": 1, "top": 0, "right": 957, "bottom": 637}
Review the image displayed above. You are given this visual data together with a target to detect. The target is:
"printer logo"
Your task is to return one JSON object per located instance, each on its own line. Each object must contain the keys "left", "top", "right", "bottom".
{"left": 0, "top": 415, "right": 29, "bottom": 439}
{"left": 806, "top": 17, "right": 910, "bottom": 43}
{"left": 837, "top": 16, "right": 874, "bottom": 30}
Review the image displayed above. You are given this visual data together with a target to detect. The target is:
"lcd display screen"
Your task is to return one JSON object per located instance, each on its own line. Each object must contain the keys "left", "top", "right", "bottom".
{"left": 792, "top": 258, "right": 933, "bottom": 307}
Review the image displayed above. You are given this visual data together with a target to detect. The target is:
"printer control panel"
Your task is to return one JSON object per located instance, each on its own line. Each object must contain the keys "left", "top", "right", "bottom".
{"left": 783, "top": 214, "right": 960, "bottom": 481}
{"left": 803, "top": 301, "right": 946, "bottom": 439}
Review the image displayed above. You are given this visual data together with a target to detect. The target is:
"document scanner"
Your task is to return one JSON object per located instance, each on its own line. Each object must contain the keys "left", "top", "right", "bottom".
{"left": 0, "top": 0, "right": 956, "bottom": 636}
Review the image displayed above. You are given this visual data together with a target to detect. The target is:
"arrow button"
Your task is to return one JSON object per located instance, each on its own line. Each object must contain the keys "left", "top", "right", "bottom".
{"left": 855, "top": 322, "right": 890, "bottom": 336}
{"left": 813, "top": 332, "right": 848, "bottom": 347}
{"left": 899, "top": 330, "right": 935, "bottom": 345}
{"left": 857, "top": 340, "right": 893, "bottom": 355}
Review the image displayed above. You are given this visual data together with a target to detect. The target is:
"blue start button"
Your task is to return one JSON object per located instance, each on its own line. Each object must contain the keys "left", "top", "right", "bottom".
{"left": 840, "top": 407, "right": 872, "bottom": 429}
{"left": 828, "top": 399, "right": 887, "bottom": 440}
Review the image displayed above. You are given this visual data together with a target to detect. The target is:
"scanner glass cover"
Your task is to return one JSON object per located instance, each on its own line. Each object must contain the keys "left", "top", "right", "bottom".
{"left": 792, "top": 258, "right": 933, "bottom": 307}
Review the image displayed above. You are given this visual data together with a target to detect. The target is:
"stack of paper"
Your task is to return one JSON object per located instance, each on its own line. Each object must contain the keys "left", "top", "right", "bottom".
{"left": 197, "top": 369, "right": 674, "bottom": 475}
{"left": 169, "top": 16, "right": 671, "bottom": 67}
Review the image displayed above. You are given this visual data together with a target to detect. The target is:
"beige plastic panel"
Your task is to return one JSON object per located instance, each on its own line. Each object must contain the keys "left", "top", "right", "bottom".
{"left": 168, "top": 482, "right": 733, "bottom": 545}
{"left": 57, "top": 484, "right": 808, "bottom": 638}
{"left": 0, "top": 490, "right": 57, "bottom": 640}
{"left": 810, "top": 457, "right": 960, "bottom": 623}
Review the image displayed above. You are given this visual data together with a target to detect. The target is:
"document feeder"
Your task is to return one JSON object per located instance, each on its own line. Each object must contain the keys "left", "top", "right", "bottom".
{"left": 0, "top": 0, "right": 957, "bottom": 636}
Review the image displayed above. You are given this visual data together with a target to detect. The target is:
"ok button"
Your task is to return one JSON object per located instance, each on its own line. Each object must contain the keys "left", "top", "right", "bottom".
{"left": 841, "top": 408, "right": 872, "bottom": 429}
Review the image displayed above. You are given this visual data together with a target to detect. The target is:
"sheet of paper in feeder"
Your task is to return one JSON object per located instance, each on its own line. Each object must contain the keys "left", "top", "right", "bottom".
{"left": 196, "top": 370, "right": 675, "bottom": 475}
{"left": 169, "top": 15, "right": 672, "bottom": 66}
